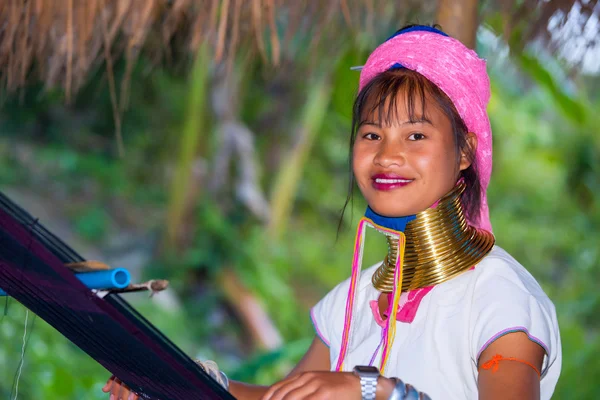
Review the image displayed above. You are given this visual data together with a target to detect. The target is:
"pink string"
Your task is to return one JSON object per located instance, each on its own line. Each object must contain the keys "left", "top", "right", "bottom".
{"left": 335, "top": 218, "right": 368, "bottom": 371}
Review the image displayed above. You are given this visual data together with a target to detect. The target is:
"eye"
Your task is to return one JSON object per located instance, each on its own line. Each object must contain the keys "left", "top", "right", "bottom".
{"left": 362, "top": 132, "right": 381, "bottom": 140}
{"left": 408, "top": 132, "right": 426, "bottom": 141}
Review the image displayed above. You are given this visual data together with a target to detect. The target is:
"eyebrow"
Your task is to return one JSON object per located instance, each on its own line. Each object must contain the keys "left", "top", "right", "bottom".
{"left": 358, "top": 118, "right": 433, "bottom": 128}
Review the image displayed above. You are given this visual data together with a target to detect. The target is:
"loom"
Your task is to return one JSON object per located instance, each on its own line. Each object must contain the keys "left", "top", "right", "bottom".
{"left": 0, "top": 191, "right": 235, "bottom": 400}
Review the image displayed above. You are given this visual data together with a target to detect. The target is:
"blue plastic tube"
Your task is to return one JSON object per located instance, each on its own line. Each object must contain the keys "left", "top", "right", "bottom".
{"left": 0, "top": 268, "right": 131, "bottom": 296}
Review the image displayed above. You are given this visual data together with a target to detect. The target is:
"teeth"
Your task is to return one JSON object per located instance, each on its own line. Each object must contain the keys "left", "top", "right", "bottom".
{"left": 375, "top": 178, "right": 411, "bottom": 184}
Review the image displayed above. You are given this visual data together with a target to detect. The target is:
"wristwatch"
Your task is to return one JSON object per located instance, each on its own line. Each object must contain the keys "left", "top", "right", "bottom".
{"left": 353, "top": 365, "right": 380, "bottom": 400}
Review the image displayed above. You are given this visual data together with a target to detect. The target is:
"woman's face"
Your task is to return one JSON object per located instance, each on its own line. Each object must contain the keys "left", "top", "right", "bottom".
{"left": 352, "top": 93, "right": 475, "bottom": 217}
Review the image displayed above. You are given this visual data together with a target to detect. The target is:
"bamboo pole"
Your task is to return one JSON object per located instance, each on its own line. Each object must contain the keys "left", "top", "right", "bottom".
{"left": 436, "top": 0, "right": 479, "bottom": 49}
{"left": 165, "top": 43, "right": 209, "bottom": 249}
{"left": 267, "top": 79, "right": 332, "bottom": 239}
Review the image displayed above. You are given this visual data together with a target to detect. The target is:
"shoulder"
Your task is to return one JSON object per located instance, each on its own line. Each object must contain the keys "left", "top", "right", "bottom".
{"left": 472, "top": 246, "right": 552, "bottom": 304}
{"left": 429, "top": 246, "right": 553, "bottom": 313}
{"left": 468, "top": 245, "right": 558, "bottom": 330}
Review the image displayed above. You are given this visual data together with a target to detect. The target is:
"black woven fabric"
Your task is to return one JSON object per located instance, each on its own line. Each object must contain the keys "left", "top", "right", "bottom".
{"left": 0, "top": 191, "right": 235, "bottom": 400}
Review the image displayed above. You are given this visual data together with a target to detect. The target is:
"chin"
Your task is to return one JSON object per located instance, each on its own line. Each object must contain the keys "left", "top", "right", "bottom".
{"left": 369, "top": 205, "right": 419, "bottom": 218}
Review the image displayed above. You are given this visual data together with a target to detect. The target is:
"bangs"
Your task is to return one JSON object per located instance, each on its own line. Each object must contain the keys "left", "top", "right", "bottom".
{"left": 354, "top": 68, "right": 449, "bottom": 128}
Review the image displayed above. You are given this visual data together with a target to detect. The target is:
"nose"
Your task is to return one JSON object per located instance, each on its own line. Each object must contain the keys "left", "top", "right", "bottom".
{"left": 373, "top": 139, "right": 406, "bottom": 168}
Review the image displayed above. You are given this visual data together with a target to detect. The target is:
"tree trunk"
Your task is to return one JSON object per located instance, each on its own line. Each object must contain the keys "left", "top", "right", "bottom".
{"left": 436, "top": 0, "right": 479, "bottom": 49}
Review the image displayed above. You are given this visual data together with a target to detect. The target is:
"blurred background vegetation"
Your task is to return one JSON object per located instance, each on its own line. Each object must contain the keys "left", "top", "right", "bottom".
{"left": 0, "top": 0, "right": 599, "bottom": 398}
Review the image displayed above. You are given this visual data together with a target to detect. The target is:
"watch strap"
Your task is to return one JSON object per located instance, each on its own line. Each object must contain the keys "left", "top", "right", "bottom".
{"left": 359, "top": 374, "right": 377, "bottom": 400}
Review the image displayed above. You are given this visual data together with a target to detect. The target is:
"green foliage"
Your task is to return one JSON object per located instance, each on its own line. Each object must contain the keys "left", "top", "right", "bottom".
{"left": 268, "top": 79, "right": 332, "bottom": 239}
{"left": 166, "top": 43, "right": 211, "bottom": 248}
{"left": 517, "top": 53, "right": 588, "bottom": 125}
{"left": 0, "top": 305, "right": 108, "bottom": 399}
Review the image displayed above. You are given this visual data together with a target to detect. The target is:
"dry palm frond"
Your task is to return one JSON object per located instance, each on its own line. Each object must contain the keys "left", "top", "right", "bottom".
{"left": 65, "top": 260, "right": 112, "bottom": 272}
{"left": 2, "top": 0, "right": 594, "bottom": 100}
{"left": 0, "top": 0, "right": 434, "bottom": 98}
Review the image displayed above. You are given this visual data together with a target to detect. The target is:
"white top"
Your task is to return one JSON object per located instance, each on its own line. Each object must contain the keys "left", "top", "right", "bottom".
{"left": 311, "top": 246, "right": 561, "bottom": 399}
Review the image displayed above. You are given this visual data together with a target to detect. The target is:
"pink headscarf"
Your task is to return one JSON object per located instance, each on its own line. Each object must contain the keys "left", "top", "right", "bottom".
{"left": 358, "top": 31, "right": 493, "bottom": 232}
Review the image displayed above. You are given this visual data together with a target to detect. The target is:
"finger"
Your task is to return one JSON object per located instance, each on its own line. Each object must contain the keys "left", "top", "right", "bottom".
{"left": 269, "top": 376, "right": 313, "bottom": 400}
{"left": 279, "top": 383, "right": 319, "bottom": 400}
{"left": 119, "top": 385, "right": 131, "bottom": 400}
{"left": 128, "top": 392, "right": 139, "bottom": 400}
{"left": 303, "top": 387, "right": 329, "bottom": 400}
{"left": 102, "top": 376, "right": 115, "bottom": 392}
{"left": 111, "top": 378, "right": 123, "bottom": 398}
{"left": 262, "top": 375, "right": 302, "bottom": 400}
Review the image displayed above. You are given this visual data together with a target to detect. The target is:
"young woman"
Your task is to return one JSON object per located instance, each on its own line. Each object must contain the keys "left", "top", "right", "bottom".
{"left": 104, "top": 25, "right": 561, "bottom": 400}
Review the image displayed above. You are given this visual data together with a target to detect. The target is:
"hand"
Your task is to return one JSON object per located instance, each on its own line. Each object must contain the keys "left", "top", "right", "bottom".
{"left": 261, "top": 371, "right": 361, "bottom": 400}
{"left": 101, "top": 375, "right": 139, "bottom": 400}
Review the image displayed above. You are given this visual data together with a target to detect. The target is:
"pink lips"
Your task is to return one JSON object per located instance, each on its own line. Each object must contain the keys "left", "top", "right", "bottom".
{"left": 371, "top": 173, "right": 414, "bottom": 191}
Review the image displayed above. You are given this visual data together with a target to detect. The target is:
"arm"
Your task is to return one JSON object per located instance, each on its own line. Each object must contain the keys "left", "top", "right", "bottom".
{"left": 230, "top": 335, "right": 331, "bottom": 400}
{"left": 256, "top": 341, "right": 398, "bottom": 400}
{"left": 477, "top": 332, "right": 545, "bottom": 400}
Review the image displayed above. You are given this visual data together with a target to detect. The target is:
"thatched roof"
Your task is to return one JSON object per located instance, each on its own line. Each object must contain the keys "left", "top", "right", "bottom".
{"left": 0, "top": 0, "right": 438, "bottom": 101}
{"left": 0, "top": 0, "right": 597, "bottom": 101}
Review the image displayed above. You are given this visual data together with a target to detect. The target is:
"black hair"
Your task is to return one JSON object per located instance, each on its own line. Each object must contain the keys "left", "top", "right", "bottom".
{"left": 337, "top": 30, "right": 482, "bottom": 233}
{"left": 390, "top": 23, "right": 447, "bottom": 38}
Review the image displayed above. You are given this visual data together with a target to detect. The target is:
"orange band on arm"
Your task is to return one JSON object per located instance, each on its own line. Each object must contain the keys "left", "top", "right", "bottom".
{"left": 480, "top": 354, "right": 541, "bottom": 378}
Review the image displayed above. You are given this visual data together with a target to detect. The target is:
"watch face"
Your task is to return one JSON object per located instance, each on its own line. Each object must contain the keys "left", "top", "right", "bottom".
{"left": 354, "top": 365, "right": 380, "bottom": 378}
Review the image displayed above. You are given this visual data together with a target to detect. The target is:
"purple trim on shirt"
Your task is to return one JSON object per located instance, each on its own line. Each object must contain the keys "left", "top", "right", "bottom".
{"left": 476, "top": 326, "right": 549, "bottom": 361}
{"left": 368, "top": 331, "right": 385, "bottom": 366}
{"left": 310, "top": 307, "right": 330, "bottom": 347}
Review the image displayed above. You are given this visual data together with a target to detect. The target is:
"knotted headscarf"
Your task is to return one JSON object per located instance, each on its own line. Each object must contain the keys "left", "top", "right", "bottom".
{"left": 358, "top": 28, "right": 493, "bottom": 232}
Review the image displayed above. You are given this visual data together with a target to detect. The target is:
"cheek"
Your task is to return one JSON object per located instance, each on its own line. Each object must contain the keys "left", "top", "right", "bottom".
{"left": 352, "top": 159, "right": 366, "bottom": 190}
{"left": 352, "top": 149, "right": 374, "bottom": 193}
{"left": 352, "top": 147, "right": 367, "bottom": 174}
{"left": 412, "top": 146, "right": 457, "bottom": 179}
{"left": 411, "top": 149, "right": 438, "bottom": 173}
{"left": 351, "top": 152, "right": 359, "bottom": 177}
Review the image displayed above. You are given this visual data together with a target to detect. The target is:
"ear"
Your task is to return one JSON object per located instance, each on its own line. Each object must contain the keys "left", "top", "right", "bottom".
{"left": 459, "top": 132, "right": 478, "bottom": 171}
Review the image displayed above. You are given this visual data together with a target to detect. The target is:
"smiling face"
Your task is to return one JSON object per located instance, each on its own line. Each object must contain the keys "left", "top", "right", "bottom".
{"left": 352, "top": 70, "right": 476, "bottom": 218}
